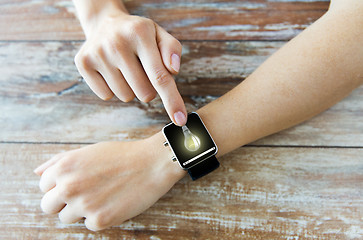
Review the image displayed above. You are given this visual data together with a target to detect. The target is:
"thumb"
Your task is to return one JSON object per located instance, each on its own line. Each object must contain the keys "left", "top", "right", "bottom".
{"left": 156, "top": 25, "right": 182, "bottom": 75}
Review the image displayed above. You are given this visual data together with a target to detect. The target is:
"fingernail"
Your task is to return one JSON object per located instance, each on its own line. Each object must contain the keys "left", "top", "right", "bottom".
{"left": 174, "top": 111, "right": 186, "bottom": 126}
{"left": 171, "top": 53, "right": 180, "bottom": 73}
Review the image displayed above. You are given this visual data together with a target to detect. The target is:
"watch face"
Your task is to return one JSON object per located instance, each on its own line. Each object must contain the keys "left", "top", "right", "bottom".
{"left": 162, "top": 112, "right": 217, "bottom": 169}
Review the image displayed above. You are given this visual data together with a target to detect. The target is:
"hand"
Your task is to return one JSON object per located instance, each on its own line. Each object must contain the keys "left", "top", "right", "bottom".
{"left": 74, "top": 10, "right": 187, "bottom": 126}
{"left": 34, "top": 133, "right": 185, "bottom": 231}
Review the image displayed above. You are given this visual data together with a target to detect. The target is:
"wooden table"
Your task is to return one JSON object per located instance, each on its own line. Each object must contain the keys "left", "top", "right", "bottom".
{"left": 1, "top": 0, "right": 362, "bottom": 239}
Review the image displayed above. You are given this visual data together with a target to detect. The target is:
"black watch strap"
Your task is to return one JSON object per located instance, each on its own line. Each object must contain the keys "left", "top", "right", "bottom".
{"left": 187, "top": 156, "right": 219, "bottom": 181}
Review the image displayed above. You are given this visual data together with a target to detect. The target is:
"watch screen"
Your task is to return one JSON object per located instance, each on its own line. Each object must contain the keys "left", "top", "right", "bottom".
{"left": 162, "top": 112, "right": 217, "bottom": 169}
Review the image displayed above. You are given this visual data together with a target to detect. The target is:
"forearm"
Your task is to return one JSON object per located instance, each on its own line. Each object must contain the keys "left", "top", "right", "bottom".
{"left": 72, "top": 0, "right": 129, "bottom": 37}
{"left": 198, "top": 7, "right": 363, "bottom": 157}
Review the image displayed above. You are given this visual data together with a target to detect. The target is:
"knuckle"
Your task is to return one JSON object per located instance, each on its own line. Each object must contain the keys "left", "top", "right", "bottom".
{"left": 104, "top": 37, "right": 124, "bottom": 55}
{"left": 79, "top": 196, "right": 97, "bottom": 213}
{"left": 125, "top": 17, "right": 154, "bottom": 42}
{"left": 39, "top": 179, "right": 47, "bottom": 193}
{"left": 59, "top": 215, "right": 74, "bottom": 225}
{"left": 58, "top": 179, "right": 77, "bottom": 200}
{"left": 58, "top": 213, "right": 67, "bottom": 224}
{"left": 139, "top": 90, "right": 156, "bottom": 103}
{"left": 154, "top": 69, "right": 171, "bottom": 87}
{"left": 74, "top": 52, "right": 92, "bottom": 70}
{"left": 95, "top": 211, "right": 112, "bottom": 229}
{"left": 94, "top": 45, "right": 106, "bottom": 59}
{"left": 40, "top": 196, "right": 49, "bottom": 213}
{"left": 100, "top": 92, "right": 114, "bottom": 101}
{"left": 120, "top": 94, "right": 135, "bottom": 103}
{"left": 55, "top": 155, "right": 74, "bottom": 174}
{"left": 39, "top": 170, "right": 52, "bottom": 192}
{"left": 78, "top": 197, "right": 90, "bottom": 211}
{"left": 87, "top": 211, "right": 112, "bottom": 231}
{"left": 130, "top": 18, "right": 152, "bottom": 35}
{"left": 58, "top": 211, "right": 67, "bottom": 223}
{"left": 75, "top": 45, "right": 107, "bottom": 70}
{"left": 171, "top": 38, "right": 182, "bottom": 51}
{"left": 41, "top": 193, "right": 58, "bottom": 214}
{"left": 85, "top": 218, "right": 101, "bottom": 232}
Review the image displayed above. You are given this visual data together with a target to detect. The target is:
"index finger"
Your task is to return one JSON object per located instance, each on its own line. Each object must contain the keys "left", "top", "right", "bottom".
{"left": 137, "top": 42, "right": 187, "bottom": 126}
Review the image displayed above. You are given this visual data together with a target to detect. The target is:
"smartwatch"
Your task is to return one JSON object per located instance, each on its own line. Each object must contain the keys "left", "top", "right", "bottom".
{"left": 162, "top": 112, "right": 219, "bottom": 180}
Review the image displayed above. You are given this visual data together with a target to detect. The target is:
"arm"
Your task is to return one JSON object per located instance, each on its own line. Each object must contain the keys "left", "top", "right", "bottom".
{"left": 199, "top": 1, "right": 363, "bottom": 156}
{"left": 72, "top": 0, "right": 129, "bottom": 37}
{"left": 72, "top": 0, "right": 188, "bottom": 126}
{"left": 35, "top": 1, "right": 363, "bottom": 231}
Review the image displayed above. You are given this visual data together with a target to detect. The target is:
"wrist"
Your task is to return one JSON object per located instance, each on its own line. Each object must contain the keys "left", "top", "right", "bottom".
{"left": 74, "top": 0, "right": 129, "bottom": 38}
{"left": 145, "top": 131, "right": 187, "bottom": 183}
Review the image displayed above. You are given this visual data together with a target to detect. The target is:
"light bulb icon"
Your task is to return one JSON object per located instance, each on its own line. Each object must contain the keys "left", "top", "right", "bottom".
{"left": 182, "top": 125, "right": 201, "bottom": 151}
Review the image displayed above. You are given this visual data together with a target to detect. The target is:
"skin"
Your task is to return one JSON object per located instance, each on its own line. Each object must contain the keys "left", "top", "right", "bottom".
{"left": 72, "top": 0, "right": 188, "bottom": 126}
{"left": 34, "top": 0, "right": 363, "bottom": 232}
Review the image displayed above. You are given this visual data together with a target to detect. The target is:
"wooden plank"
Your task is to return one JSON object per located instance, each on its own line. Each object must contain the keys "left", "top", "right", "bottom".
{"left": 0, "top": 144, "right": 362, "bottom": 239}
{"left": 0, "top": 41, "right": 280, "bottom": 97}
{"left": 1, "top": 41, "right": 362, "bottom": 145}
{"left": 2, "top": 86, "right": 363, "bottom": 146}
{"left": 0, "top": 0, "right": 330, "bottom": 41}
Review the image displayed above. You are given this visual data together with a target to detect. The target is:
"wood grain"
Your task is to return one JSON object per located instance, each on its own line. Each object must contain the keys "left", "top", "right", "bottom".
{"left": 1, "top": 41, "right": 362, "bottom": 146}
{"left": 1, "top": 0, "right": 362, "bottom": 239}
{"left": 0, "top": 0, "right": 330, "bottom": 41}
{"left": 1, "top": 144, "right": 362, "bottom": 239}
{"left": 0, "top": 41, "right": 280, "bottom": 97}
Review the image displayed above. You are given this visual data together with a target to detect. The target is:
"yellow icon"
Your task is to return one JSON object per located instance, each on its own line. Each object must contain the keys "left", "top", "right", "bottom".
{"left": 182, "top": 125, "right": 201, "bottom": 151}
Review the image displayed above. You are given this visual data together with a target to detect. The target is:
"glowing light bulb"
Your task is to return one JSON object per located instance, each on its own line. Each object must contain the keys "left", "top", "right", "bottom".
{"left": 182, "top": 125, "right": 201, "bottom": 151}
